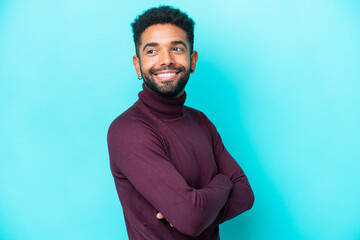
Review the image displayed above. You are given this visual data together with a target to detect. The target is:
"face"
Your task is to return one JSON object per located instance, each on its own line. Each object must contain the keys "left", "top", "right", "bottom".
{"left": 133, "top": 23, "right": 198, "bottom": 98}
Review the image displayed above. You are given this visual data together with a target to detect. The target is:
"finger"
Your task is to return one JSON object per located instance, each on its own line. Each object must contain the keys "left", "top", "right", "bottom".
{"left": 156, "top": 212, "right": 165, "bottom": 219}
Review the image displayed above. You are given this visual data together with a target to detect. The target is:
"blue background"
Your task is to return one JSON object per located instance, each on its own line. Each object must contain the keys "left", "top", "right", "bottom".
{"left": 1, "top": 0, "right": 359, "bottom": 239}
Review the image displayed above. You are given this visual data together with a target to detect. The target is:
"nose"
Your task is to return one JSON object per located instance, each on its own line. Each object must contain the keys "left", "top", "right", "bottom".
{"left": 159, "top": 50, "right": 175, "bottom": 66}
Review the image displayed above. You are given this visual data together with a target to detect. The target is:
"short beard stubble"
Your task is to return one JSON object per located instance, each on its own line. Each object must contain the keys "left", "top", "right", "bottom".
{"left": 140, "top": 64, "right": 190, "bottom": 98}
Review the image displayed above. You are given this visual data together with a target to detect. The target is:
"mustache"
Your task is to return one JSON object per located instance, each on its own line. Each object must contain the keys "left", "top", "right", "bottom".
{"left": 149, "top": 66, "right": 186, "bottom": 75}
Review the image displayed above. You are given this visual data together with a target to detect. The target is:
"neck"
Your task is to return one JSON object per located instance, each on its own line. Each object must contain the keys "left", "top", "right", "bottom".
{"left": 138, "top": 83, "right": 187, "bottom": 120}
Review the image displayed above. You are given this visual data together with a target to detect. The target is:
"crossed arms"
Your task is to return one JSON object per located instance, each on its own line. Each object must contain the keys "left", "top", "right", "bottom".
{"left": 107, "top": 119, "right": 254, "bottom": 237}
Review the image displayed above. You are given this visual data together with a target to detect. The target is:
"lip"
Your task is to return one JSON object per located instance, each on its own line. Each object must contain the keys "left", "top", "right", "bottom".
{"left": 153, "top": 70, "right": 179, "bottom": 81}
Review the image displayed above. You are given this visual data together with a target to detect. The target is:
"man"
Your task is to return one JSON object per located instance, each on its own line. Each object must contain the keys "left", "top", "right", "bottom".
{"left": 107, "top": 6, "right": 254, "bottom": 240}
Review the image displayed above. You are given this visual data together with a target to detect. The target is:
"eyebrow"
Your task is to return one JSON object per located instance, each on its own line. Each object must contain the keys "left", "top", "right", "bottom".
{"left": 142, "top": 42, "right": 158, "bottom": 52}
{"left": 142, "top": 40, "right": 188, "bottom": 52}
{"left": 171, "top": 40, "right": 188, "bottom": 49}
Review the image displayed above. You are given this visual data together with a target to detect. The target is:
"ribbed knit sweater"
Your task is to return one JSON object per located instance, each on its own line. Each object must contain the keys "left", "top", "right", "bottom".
{"left": 107, "top": 85, "right": 254, "bottom": 240}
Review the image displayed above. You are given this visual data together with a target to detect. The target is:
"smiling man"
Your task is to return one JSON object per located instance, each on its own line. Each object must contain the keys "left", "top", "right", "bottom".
{"left": 107, "top": 6, "right": 254, "bottom": 240}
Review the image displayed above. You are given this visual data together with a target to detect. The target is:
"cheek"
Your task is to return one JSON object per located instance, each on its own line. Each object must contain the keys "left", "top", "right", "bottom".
{"left": 140, "top": 58, "right": 157, "bottom": 71}
{"left": 176, "top": 56, "right": 191, "bottom": 68}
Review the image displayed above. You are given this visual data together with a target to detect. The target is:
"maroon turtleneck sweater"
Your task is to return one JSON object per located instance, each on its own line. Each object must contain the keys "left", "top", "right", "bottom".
{"left": 107, "top": 85, "right": 254, "bottom": 240}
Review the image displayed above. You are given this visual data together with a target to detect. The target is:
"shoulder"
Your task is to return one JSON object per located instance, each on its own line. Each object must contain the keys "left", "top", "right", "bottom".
{"left": 107, "top": 102, "right": 161, "bottom": 145}
{"left": 184, "top": 106, "right": 221, "bottom": 141}
{"left": 184, "top": 106, "right": 213, "bottom": 125}
{"left": 184, "top": 105, "right": 207, "bottom": 119}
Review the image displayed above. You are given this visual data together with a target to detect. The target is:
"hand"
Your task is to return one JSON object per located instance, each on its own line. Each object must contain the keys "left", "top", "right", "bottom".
{"left": 156, "top": 212, "right": 173, "bottom": 227}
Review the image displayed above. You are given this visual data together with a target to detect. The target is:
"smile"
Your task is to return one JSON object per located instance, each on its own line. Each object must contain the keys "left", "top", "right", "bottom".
{"left": 157, "top": 72, "right": 176, "bottom": 77}
{"left": 154, "top": 71, "right": 179, "bottom": 81}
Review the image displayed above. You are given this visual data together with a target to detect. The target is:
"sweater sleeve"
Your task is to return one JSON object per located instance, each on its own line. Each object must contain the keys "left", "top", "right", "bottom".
{"left": 206, "top": 118, "right": 255, "bottom": 226}
{"left": 107, "top": 119, "right": 233, "bottom": 237}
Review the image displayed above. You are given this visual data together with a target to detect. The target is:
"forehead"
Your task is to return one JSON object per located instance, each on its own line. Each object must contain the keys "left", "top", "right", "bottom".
{"left": 140, "top": 23, "right": 188, "bottom": 47}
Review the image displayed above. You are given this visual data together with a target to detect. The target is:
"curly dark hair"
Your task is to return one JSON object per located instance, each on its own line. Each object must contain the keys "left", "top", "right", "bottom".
{"left": 131, "top": 6, "right": 195, "bottom": 57}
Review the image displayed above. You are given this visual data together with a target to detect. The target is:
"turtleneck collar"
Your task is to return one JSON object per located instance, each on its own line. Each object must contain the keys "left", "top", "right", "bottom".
{"left": 138, "top": 84, "right": 186, "bottom": 120}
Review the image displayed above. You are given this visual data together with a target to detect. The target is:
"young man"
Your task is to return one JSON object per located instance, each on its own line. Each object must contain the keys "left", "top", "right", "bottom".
{"left": 107, "top": 6, "right": 254, "bottom": 240}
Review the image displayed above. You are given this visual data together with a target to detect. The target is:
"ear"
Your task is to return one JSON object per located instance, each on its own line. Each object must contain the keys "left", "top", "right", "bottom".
{"left": 133, "top": 55, "right": 142, "bottom": 77}
{"left": 190, "top": 51, "right": 198, "bottom": 73}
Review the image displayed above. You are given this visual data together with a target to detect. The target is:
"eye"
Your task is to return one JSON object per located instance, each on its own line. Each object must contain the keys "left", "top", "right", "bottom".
{"left": 173, "top": 47, "right": 183, "bottom": 52}
{"left": 147, "top": 49, "right": 156, "bottom": 54}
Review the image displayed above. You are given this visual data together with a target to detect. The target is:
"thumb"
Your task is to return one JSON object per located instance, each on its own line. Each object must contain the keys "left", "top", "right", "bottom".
{"left": 156, "top": 212, "right": 165, "bottom": 219}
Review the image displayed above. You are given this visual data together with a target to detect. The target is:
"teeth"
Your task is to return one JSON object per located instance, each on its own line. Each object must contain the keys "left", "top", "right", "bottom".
{"left": 157, "top": 72, "right": 176, "bottom": 77}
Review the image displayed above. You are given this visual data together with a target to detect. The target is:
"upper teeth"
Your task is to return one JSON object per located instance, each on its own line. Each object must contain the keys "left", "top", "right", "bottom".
{"left": 157, "top": 73, "right": 176, "bottom": 77}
